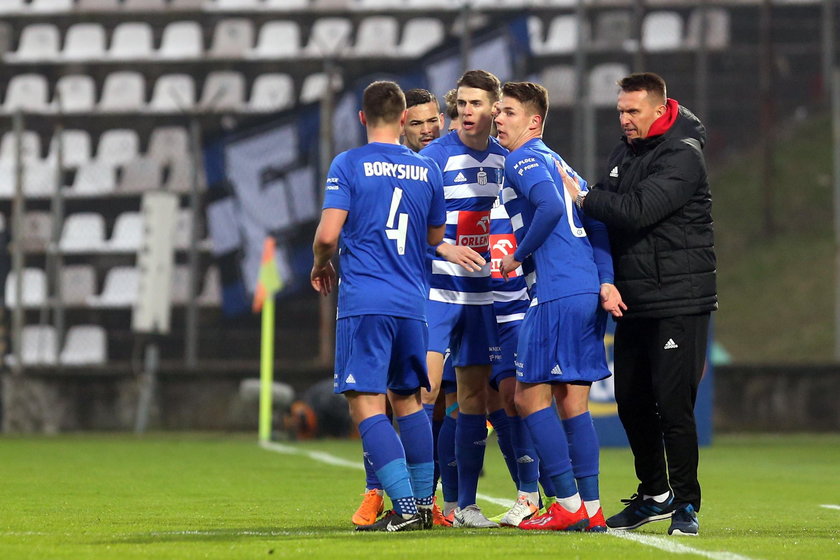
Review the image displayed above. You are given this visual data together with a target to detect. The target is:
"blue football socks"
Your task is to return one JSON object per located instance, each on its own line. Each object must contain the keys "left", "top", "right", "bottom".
{"left": 438, "top": 414, "right": 458, "bottom": 503}
{"left": 508, "top": 414, "right": 540, "bottom": 494}
{"left": 358, "top": 414, "right": 417, "bottom": 516}
{"left": 397, "top": 409, "right": 435, "bottom": 501}
{"left": 456, "top": 412, "right": 488, "bottom": 508}
{"left": 563, "top": 411, "right": 600, "bottom": 502}
{"left": 488, "top": 409, "right": 519, "bottom": 487}
{"left": 523, "top": 406, "right": 577, "bottom": 500}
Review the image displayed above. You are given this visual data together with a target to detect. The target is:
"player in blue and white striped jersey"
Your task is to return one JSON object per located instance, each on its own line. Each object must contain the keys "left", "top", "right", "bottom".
{"left": 485, "top": 200, "right": 549, "bottom": 527}
{"left": 419, "top": 70, "right": 506, "bottom": 529}
{"left": 496, "top": 81, "right": 626, "bottom": 532}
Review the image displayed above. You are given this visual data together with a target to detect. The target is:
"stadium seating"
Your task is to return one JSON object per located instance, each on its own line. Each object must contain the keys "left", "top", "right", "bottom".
{"left": 353, "top": 16, "right": 399, "bottom": 57}
{"left": 18, "top": 325, "right": 58, "bottom": 365}
{"left": 116, "top": 158, "right": 163, "bottom": 194}
{"left": 0, "top": 131, "right": 41, "bottom": 164}
{"left": 147, "top": 127, "right": 190, "bottom": 165}
{"left": 104, "top": 212, "right": 144, "bottom": 252}
{"left": 60, "top": 325, "right": 108, "bottom": 365}
{"left": 47, "top": 129, "right": 93, "bottom": 169}
{"left": 642, "top": 11, "right": 684, "bottom": 52}
{"left": 398, "top": 18, "right": 445, "bottom": 57}
{"left": 5, "top": 268, "right": 47, "bottom": 308}
{"left": 59, "top": 212, "right": 106, "bottom": 252}
{"left": 63, "top": 23, "right": 107, "bottom": 61}
{"left": 542, "top": 15, "right": 578, "bottom": 54}
{"left": 96, "top": 129, "right": 140, "bottom": 166}
{"left": 55, "top": 75, "right": 97, "bottom": 113}
{"left": 199, "top": 71, "right": 246, "bottom": 112}
{"left": 30, "top": 0, "right": 74, "bottom": 12}
{"left": 149, "top": 74, "right": 197, "bottom": 113}
{"left": 210, "top": 19, "right": 255, "bottom": 58}
{"left": 248, "top": 73, "right": 295, "bottom": 113}
{"left": 110, "top": 23, "right": 155, "bottom": 60}
{"left": 87, "top": 266, "right": 139, "bottom": 308}
{"left": 7, "top": 24, "right": 60, "bottom": 61}
{"left": 59, "top": 265, "right": 97, "bottom": 305}
{"left": 98, "top": 72, "right": 147, "bottom": 113}
{"left": 20, "top": 211, "right": 53, "bottom": 252}
{"left": 252, "top": 21, "right": 301, "bottom": 59}
{"left": 158, "top": 21, "right": 204, "bottom": 59}
{"left": 3, "top": 74, "right": 52, "bottom": 114}
{"left": 686, "top": 7, "right": 730, "bottom": 50}
{"left": 304, "top": 17, "right": 353, "bottom": 57}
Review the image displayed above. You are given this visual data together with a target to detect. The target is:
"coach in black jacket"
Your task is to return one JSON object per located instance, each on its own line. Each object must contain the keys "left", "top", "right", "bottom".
{"left": 561, "top": 72, "right": 716, "bottom": 537}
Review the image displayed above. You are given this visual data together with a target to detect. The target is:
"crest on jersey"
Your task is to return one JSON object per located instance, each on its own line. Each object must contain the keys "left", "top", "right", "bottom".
{"left": 456, "top": 210, "right": 491, "bottom": 253}
{"left": 476, "top": 169, "right": 488, "bottom": 185}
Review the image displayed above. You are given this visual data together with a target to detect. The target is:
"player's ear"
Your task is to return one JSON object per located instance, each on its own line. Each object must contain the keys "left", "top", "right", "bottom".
{"left": 398, "top": 109, "right": 407, "bottom": 129}
{"left": 531, "top": 114, "right": 542, "bottom": 130}
{"left": 358, "top": 110, "right": 366, "bottom": 127}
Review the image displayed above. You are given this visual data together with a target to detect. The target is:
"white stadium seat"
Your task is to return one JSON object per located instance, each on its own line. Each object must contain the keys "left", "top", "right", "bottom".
{"left": 110, "top": 23, "right": 155, "bottom": 60}
{"left": 8, "top": 24, "right": 60, "bottom": 61}
{"left": 353, "top": 17, "right": 399, "bottom": 57}
{"left": 60, "top": 265, "right": 97, "bottom": 305}
{"left": 158, "top": 21, "right": 203, "bottom": 59}
{"left": 5, "top": 268, "right": 47, "bottom": 308}
{"left": 642, "top": 11, "right": 684, "bottom": 52}
{"left": 55, "top": 75, "right": 97, "bottom": 114}
{"left": 252, "top": 21, "right": 301, "bottom": 59}
{"left": 63, "top": 23, "right": 107, "bottom": 61}
{"left": 210, "top": 19, "right": 255, "bottom": 58}
{"left": 248, "top": 73, "right": 295, "bottom": 113}
{"left": 87, "top": 267, "right": 139, "bottom": 308}
{"left": 98, "top": 72, "right": 146, "bottom": 113}
{"left": 304, "top": 18, "right": 353, "bottom": 57}
{"left": 60, "top": 325, "right": 107, "bottom": 365}
{"left": 200, "top": 71, "right": 246, "bottom": 112}
{"left": 59, "top": 212, "right": 106, "bottom": 253}
{"left": 398, "top": 18, "right": 444, "bottom": 58}
{"left": 149, "top": 74, "right": 196, "bottom": 113}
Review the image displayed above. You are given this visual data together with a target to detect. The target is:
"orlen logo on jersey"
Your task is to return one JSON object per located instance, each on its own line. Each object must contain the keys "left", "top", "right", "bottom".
{"left": 456, "top": 211, "right": 490, "bottom": 252}
{"left": 490, "top": 234, "right": 519, "bottom": 278}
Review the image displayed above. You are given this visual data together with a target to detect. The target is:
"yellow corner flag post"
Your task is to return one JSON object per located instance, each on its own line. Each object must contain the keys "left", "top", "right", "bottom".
{"left": 253, "top": 237, "right": 283, "bottom": 444}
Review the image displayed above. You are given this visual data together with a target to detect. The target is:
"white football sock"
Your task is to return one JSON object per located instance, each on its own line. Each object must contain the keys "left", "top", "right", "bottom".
{"left": 643, "top": 491, "right": 671, "bottom": 503}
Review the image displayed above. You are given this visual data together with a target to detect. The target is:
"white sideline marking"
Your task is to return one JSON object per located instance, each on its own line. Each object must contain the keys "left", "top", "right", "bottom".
{"left": 262, "top": 442, "right": 758, "bottom": 560}
{"left": 610, "top": 531, "right": 755, "bottom": 560}
{"left": 820, "top": 504, "right": 840, "bottom": 511}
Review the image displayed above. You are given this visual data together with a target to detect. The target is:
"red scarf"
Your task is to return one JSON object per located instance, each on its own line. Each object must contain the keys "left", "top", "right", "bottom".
{"left": 646, "top": 98, "right": 679, "bottom": 138}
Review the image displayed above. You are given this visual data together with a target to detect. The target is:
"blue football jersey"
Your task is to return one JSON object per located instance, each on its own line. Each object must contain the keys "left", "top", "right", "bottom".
{"left": 420, "top": 131, "right": 507, "bottom": 305}
{"left": 489, "top": 201, "right": 529, "bottom": 323}
{"left": 502, "top": 138, "right": 600, "bottom": 304}
{"left": 323, "top": 142, "right": 446, "bottom": 320}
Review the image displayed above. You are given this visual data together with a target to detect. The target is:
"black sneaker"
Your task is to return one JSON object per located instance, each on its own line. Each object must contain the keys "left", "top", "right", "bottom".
{"left": 355, "top": 510, "right": 424, "bottom": 532}
{"left": 668, "top": 504, "right": 699, "bottom": 536}
{"left": 417, "top": 506, "right": 434, "bottom": 530}
{"left": 606, "top": 492, "right": 676, "bottom": 530}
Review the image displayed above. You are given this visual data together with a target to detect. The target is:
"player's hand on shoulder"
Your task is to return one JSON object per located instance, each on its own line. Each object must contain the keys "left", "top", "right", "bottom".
{"left": 310, "top": 262, "right": 337, "bottom": 297}
{"left": 599, "top": 283, "right": 627, "bottom": 318}
{"left": 436, "top": 242, "right": 486, "bottom": 272}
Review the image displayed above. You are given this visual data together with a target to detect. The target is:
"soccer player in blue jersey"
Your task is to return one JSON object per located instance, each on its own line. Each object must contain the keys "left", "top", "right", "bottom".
{"left": 311, "top": 81, "right": 447, "bottom": 532}
{"left": 420, "top": 69, "right": 506, "bottom": 528}
{"left": 351, "top": 87, "right": 447, "bottom": 528}
{"left": 495, "top": 81, "right": 626, "bottom": 532}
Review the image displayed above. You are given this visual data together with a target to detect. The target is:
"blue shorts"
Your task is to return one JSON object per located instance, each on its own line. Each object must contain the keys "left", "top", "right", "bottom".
{"left": 333, "top": 315, "right": 430, "bottom": 395}
{"left": 516, "top": 294, "right": 611, "bottom": 385}
{"left": 490, "top": 319, "right": 520, "bottom": 390}
{"left": 427, "top": 300, "right": 499, "bottom": 367}
{"left": 441, "top": 348, "right": 457, "bottom": 395}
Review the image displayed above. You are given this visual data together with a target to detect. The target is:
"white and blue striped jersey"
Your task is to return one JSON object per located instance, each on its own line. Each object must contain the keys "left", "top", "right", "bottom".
{"left": 323, "top": 142, "right": 446, "bottom": 321}
{"left": 420, "top": 130, "right": 508, "bottom": 305}
{"left": 502, "top": 138, "right": 601, "bottom": 305}
{"left": 489, "top": 202, "right": 529, "bottom": 323}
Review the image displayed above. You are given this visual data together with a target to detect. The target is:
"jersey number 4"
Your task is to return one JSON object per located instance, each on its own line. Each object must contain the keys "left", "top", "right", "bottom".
{"left": 386, "top": 187, "right": 408, "bottom": 255}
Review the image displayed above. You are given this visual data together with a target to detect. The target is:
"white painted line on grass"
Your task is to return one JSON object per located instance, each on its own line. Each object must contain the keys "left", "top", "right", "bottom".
{"left": 262, "top": 442, "right": 759, "bottom": 560}
{"left": 609, "top": 530, "right": 755, "bottom": 560}
{"left": 820, "top": 504, "right": 840, "bottom": 511}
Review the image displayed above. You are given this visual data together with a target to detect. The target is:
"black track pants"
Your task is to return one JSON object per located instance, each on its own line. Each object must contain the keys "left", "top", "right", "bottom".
{"left": 613, "top": 313, "right": 710, "bottom": 511}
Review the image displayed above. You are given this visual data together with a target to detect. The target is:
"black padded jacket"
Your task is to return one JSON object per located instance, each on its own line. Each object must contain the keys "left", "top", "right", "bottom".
{"left": 582, "top": 104, "right": 718, "bottom": 319}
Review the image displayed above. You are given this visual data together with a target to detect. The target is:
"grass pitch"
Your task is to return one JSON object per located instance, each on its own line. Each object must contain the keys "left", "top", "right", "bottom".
{"left": 1, "top": 433, "right": 838, "bottom": 559}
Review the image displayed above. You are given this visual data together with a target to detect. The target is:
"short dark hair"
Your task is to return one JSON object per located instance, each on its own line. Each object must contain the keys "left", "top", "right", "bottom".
{"left": 405, "top": 88, "right": 438, "bottom": 110}
{"left": 618, "top": 72, "right": 667, "bottom": 104}
{"left": 456, "top": 70, "right": 501, "bottom": 103}
{"left": 362, "top": 81, "right": 406, "bottom": 125}
{"left": 443, "top": 88, "right": 458, "bottom": 120}
{"left": 501, "top": 81, "right": 549, "bottom": 121}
